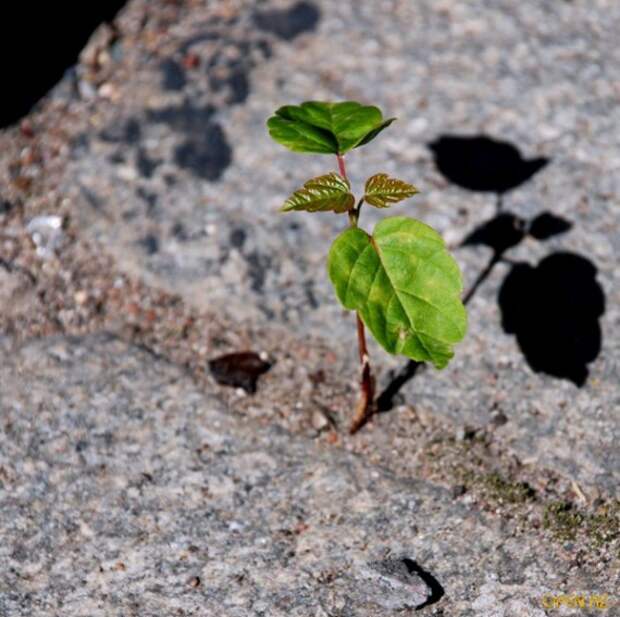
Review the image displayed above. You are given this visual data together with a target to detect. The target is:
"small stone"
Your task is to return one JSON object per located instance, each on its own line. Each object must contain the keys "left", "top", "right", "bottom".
{"left": 74, "top": 291, "right": 88, "bottom": 305}
{"left": 98, "top": 83, "right": 120, "bottom": 102}
{"left": 308, "top": 369, "right": 325, "bottom": 385}
{"left": 311, "top": 409, "right": 329, "bottom": 431}
{"left": 490, "top": 411, "right": 508, "bottom": 427}
{"left": 452, "top": 484, "right": 467, "bottom": 498}
{"left": 356, "top": 558, "right": 431, "bottom": 610}
{"left": 182, "top": 52, "right": 200, "bottom": 69}
{"left": 27, "top": 215, "right": 65, "bottom": 259}
{"left": 455, "top": 425, "right": 476, "bottom": 441}
{"left": 189, "top": 576, "right": 201, "bottom": 588}
{"left": 116, "top": 165, "right": 138, "bottom": 182}
{"left": 78, "top": 79, "right": 97, "bottom": 100}
{"left": 209, "top": 351, "right": 272, "bottom": 393}
{"left": 326, "top": 431, "right": 339, "bottom": 445}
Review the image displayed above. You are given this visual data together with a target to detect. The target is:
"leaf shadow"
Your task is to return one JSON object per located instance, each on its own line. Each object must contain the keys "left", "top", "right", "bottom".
{"left": 499, "top": 252, "right": 604, "bottom": 387}
{"left": 376, "top": 133, "right": 604, "bottom": 412}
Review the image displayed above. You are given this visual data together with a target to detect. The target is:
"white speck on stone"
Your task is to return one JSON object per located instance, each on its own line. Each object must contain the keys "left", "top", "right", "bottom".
{"left": 27, "top": 215, "right": 65, "bottom": 259}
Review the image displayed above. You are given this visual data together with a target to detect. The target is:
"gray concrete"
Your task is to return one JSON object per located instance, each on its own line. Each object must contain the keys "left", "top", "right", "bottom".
{"left": 58, "top": 0, "right": 619, "bottom": 493}
{"left": 0, "top": 334, "right": 610, "bottom": 616}
{"left": 1, "top": 1, "right": 619, "bottom": 615}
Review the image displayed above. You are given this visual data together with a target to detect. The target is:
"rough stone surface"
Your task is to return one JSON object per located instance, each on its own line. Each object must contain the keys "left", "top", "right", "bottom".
{"left": 0, "top": 1, "right": 619, "bottom": 615}
{"left": 47, "top": 0, "right": 619, "bottom": 493}
{"left": 0, "top": 335, "right": 615, "bottom": 616}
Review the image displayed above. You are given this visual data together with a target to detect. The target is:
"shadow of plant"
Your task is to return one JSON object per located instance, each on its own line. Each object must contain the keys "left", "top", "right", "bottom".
{"left": 377, "top": 134, "right": 605, "bottom": 411}
{"left": 499, "top": 252, "right": 604, "bottom": 386}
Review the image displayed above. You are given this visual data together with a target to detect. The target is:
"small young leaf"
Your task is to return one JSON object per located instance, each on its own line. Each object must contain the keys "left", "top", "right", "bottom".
{"left": 364, "top": 173, "right": 419, "bottom": 208}
{"left": 267, "top": 101, "right": 395, "bottom": 155}
{"left": 281, "top": 172, "right": 355, "bottom": 213}
{"left": 327, "top": 216, "right": 467, "bottom": 369}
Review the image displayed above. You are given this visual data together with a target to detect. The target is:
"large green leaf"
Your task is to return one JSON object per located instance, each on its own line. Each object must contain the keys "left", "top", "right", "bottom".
{"left": 327, "top": 216, "right": 467, "bottom": 368}
{"left": 281, "top": 173, "right": 355, "bottom": 213}
{"left": 364, "top": 173, "right": 418, "bottom": 208}
{"left": 267, "top": 101, "right": 395, "bottom": 155}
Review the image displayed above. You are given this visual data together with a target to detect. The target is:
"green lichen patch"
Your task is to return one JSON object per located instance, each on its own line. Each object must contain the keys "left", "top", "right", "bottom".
{"left": 543, "top": 500, "right": 620, "bottom": 550}
{"left": 480, "top": 472, "right": 537, "bottom": 505}
{"left": 544, "top": 501, "right": 585, "bottom": 541}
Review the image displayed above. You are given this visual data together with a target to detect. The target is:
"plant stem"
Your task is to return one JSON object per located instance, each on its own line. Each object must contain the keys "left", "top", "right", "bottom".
{"left": 336, "top": 153, "right": 375, "bottom": 433}
{"left": 336, "top": 153, "right": 347, "bottom": 178}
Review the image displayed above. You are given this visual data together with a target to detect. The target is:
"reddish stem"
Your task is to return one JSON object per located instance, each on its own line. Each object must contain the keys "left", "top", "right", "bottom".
{"left": 337, "top": 154, "right": 347, "bottom": 178}
{"left": 356, "top": 313, "right": 367, "bottom": 364}
{"left": 336, "top": 153, "right": 375, "bottom": 433}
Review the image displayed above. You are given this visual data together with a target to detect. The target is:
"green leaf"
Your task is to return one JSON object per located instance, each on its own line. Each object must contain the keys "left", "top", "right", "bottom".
{"left": 354, "top": 118, "right": 396, "bottom": 148}
{"left": 266, "top": 115, "right": 337, "bottom": 154}
{"left": 267, "top": 101, "right": 396, "bottom": 155}
{"left": 364, "top": 173, "right": 419, "bottom": 208}
{"left": 327, "top": 216, "right": 467, "bottom": 369}
{"left": 281, "top": 173, "right": 355, "bottom": 213}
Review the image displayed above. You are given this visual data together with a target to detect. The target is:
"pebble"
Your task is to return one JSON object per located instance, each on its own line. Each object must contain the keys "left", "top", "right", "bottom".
{"left": 311, "top": 409, "right": 329, "bottom": 431}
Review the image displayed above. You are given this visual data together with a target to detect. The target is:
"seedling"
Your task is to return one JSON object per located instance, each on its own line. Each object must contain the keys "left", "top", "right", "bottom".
{"left": 267, "top": 101, "right": 467, "bottom": 432}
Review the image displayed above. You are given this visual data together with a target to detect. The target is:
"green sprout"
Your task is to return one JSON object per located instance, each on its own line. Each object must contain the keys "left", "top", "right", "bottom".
{"left": 267, "top": 101, "right": 467, "bottom": 432}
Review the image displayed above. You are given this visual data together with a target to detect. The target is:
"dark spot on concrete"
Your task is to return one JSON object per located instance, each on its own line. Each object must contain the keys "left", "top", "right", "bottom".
{"left": 71, "top": 133, "right": 90, "bottom": 156}
{"left": 225, "top": 69, "right": 249, "bottom": 104}
{"left": 139, "top": 234, "right": 159, "bottom": 255}
{"left": 256, "top": 40, "right": 272, "bottom": 59}
{"left": 210, "top": 67, "right": 249, "bottom": 104}
{"left": 108, "top": 151, "right": 126, "bottom": 164}
{"left": 125, "top": 119, "right": 142, "bottom": 144}
{"left": 171, "top": 221, "right": 188, "bottom": 241}
{"left": 253, "top": 1, "right": 320, "bottom": 41}
{"left": 230, "top": 227, "right": 247, "bottom": 249}
{"left": 148, "top": 102, "right": 216, "bottom": 133}
{"left": 246, "top": 251, "right": 272, "bottom": 293}
{"left": 174, "top": 123, "right": 232, "bottom": 181}
{"left": 136, "top": 148, "right": 161, "bottom": 178}
{"left": 136, "top": 187, "right": 158, "bottom": 211}
{"left": 80, "top": 186, "right": 103, "bottom": 211}
{"left": 0, "top": 200, "right": 13, "bottom": 215}
{"left": 451, "top": 484, "right": 467, "bottom": 498}
{"left": 160, "top": 58, "right": 187, "bottom": 91}
{"left": 164, "top": 174, "right": 177, "bottom": 186}
{"left": 304, "top": 280, "right": 319, "bottom": 309}
{"left": 147, "top": 104, "right": 230, "bottom": 175}
{"left": 10, "top": 543, "right": 29, "bottom": 563}
{"left": 100, "top": 118, "right": 141, "bottom": 144}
